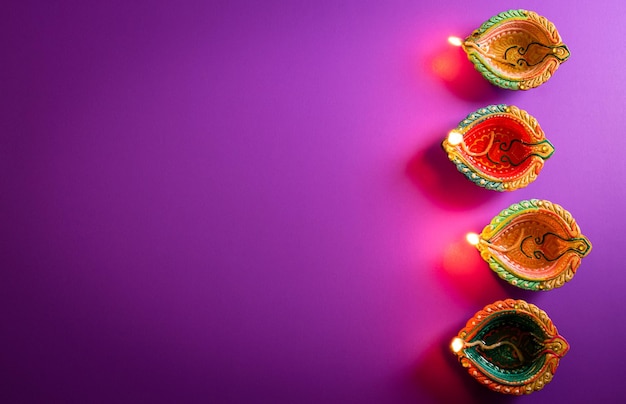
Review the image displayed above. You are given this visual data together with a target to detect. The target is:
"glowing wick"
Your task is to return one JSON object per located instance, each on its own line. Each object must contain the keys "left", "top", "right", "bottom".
{"left": 451, "top": 337, "right": 465, "bottom": 353}
{"left": 447, "top": 130, "right": 464, "bottom": 146}
{"left": 466, "top": 232, "right": 480, "bottom": 246}
{"left": 448, "top": 36, "right": 463, "bottom": 47}
{"left": 451, "top": 337, "right": 527, "bottom": 362}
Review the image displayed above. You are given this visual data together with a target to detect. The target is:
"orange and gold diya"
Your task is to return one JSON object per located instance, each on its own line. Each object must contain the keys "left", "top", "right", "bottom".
{"left": 461, "top": 9, "right": 570, "bottom": 90}
{"left": 467, "top": 200, "right": 592, "bottom": 291}
{"left": 442, "top": 104, "right": 554, "bottom": 191}
{"left": 451, "top": 299, "right": 569, "bottom": 395}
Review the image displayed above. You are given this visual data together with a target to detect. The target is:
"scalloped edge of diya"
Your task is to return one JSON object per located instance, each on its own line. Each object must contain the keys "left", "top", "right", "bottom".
{"left": 442, "top": 104, "right": 554, "bottom": 191}
{"left": 451, "top": 299, "right": 569, "bottom": 395}
{"left": 462, "top": 9, "right": 570, "bottom": 90}
{"left": 470, "top": 199, "right": 592, "bottom": 291}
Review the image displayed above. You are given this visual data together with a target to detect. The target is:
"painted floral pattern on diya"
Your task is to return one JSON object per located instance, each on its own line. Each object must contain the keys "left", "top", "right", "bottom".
{"left": 462, "top": 9, "right": 570, "bottom": 90}
{"left": 442, "top": 104, "right": 554, "bottom": 191}
{"left": 451, "top": 299, "right": 569, "bottom": 395}
{"left": 472, "top": 199, "right": 591, "bottom": 291}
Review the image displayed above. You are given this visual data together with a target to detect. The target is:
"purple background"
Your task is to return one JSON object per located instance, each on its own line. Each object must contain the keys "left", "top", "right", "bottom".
{"left": 3, "top": 1, "right": 625, "bottom": 403}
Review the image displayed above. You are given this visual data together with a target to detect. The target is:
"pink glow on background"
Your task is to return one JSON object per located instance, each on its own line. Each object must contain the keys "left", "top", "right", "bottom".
{"left": 3, "top": 1, "right": 625, "bottom": 402}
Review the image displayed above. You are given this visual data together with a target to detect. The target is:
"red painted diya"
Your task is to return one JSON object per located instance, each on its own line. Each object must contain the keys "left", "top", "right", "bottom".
{"left": 469, "top": 199, "right": 592, "bottom": 291}
{"left": 451, "top": 299, "right": 569, "bottom": 395}
{"left": 461, "top": 10, "right": 570, "bottom": 90}
{"left": 442, "top": 104, "right": 554, "bottom": 191}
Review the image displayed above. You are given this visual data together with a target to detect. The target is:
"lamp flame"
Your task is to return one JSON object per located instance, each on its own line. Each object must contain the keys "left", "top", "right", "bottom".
{"left": 466, "top": 233, "right": 480, "bottom": 246}
{"left": 447, "top": 130, "right": 464, "bottom": 146}
{"left": 448, "top": 36, "right": 463, "bottom": 47}
{"left": 451, "top": 337, "right": 465, "bottom": 353}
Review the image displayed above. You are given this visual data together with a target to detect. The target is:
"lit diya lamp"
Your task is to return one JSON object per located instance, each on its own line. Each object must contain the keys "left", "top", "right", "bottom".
{"left": 451, "top": 299, "right": 569, "bottom": 395}
{"left": 467, "top": 199, "right": 592, "bottom": 291}
{"left": 442, "top": 104, "right": 554, "bottom": 191}
{"left": 450, "top": 9, "right": 570, "bottom": 90}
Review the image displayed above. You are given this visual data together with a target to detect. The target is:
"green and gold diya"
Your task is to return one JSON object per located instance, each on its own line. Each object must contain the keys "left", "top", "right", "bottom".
{"left": 467, "top": 200, "right": 592, "bottom": 291}
{"left": 461, "top": 10, "right": 570, "bottom": 90}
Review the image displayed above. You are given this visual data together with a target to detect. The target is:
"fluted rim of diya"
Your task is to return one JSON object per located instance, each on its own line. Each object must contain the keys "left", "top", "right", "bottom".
{"left": 462, "top": 9, "right": 570, "bottom": 90}
{"left": 442, "top": 104, "right": 554, "bottom": 191}
{"left": 469, "top": 199, "right": 592, "bottom": 291}
{"left": 451, "top": 299, "right": 569, "bottom": 395}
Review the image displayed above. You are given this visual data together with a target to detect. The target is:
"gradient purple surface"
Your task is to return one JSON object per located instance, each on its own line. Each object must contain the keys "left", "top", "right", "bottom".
{"left": 3, "top": 1, "right": 625, "bottom": 403}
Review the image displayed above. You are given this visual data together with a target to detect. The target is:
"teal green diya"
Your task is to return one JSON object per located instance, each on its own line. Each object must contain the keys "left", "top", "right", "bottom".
{"left": 451, "top": 299, "right": 569, "bottom": 395}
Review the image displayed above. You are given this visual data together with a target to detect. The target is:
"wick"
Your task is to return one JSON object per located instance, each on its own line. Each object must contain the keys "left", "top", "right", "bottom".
{"left": 463, "top": 41, "right": 517, "bottom": 66}
{"left": 460, "top": 130, "right": 496, "bottom": 157}
{"left": 481, "top": 231, "right": 525, "bottom": 253}
{"left": 464, "top": 339, "right": 525, "bottom": 362}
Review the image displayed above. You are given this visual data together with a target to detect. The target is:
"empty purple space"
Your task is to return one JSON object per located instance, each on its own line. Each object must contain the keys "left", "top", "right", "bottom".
{"left": 3, "top": 1, "right": 625, "bottom": 403}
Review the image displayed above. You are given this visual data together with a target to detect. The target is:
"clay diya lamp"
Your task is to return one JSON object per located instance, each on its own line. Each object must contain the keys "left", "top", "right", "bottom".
{"left": 442, "top": 104, "right": 554, "bottom": 191}
{"left": 460, "top": 9, "right": 570, "bottom": 90}
{"left": 466, "top": 199, "right": 592, "bottom": 290}
{"left": 451, "top": 299, "right": 569, "bottom": 395}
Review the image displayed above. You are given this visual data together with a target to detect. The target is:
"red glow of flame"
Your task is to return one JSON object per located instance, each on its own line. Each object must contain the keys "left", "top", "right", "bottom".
{"left": 439, "top": 238, "right": 509, "bottom": 305}
{"left": 431, "top": 48, "right": 463, "bottom": 82}
{"left": 442, "top": 239, "right": 483, "bottom": 275}
{"left": 426, "top": 37, "right": 504, "bottom": 102}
